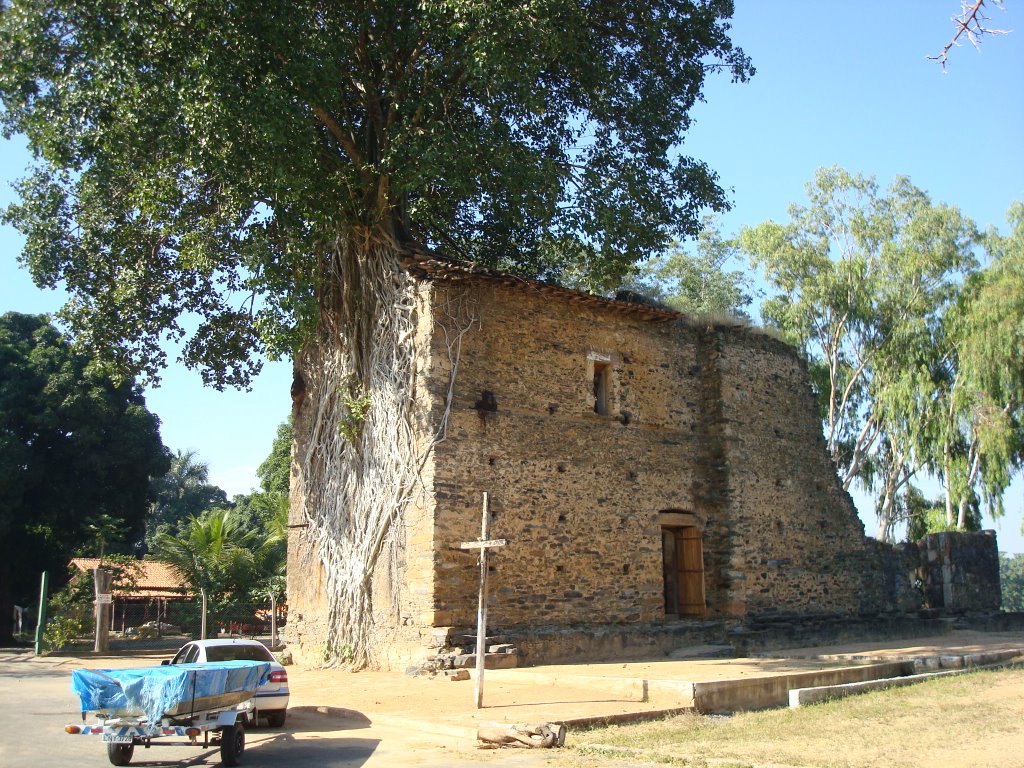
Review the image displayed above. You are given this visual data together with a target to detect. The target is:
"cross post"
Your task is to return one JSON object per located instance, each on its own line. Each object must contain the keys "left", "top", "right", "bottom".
{"left": 458, "top": 491, "right": 507, "bottom": 708}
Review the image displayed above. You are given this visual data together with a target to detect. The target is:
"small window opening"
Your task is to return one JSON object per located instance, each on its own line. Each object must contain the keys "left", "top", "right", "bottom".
{"left": 593, "top": 362, "right": 611, "bottom": 415}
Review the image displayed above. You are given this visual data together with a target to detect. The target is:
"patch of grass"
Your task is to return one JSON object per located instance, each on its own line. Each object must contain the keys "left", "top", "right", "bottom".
{"left": 564, "top": 665, "right": 1024, "bottom": 768}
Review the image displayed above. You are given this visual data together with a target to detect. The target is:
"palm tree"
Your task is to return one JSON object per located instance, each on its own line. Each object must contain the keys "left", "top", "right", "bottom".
{"left": 150, "top": 508, "right": 258, "bottom": 638}
{"left": 145, "top": 449, "right": 229, "bottom": 549}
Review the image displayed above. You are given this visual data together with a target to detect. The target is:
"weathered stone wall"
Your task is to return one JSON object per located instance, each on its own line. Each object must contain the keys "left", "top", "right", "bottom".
{"left": 423, "top": 283, "right": 707, "bottom": 629}
{"left": 918, "top": 531, "right": 1001, "bottom": 612}
{"left": 714, "top": 330, "right": 869, "bottom": 616}
{"left": 855, "top": 531, "right": 1001, "bottom": 617}
{"left": 420, "top": 282, "right": 872, "bottom": 635}
{"left": 858, "top": 538, "right": 923, "bottom": 615}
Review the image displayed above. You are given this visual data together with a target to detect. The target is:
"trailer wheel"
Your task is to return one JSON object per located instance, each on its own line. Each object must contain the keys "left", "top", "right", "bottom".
{"left": 106, "top": 741, "right": 134, "bottom": 766}
{"left": 220, "top": 722, "right": 245, "bottom": 767}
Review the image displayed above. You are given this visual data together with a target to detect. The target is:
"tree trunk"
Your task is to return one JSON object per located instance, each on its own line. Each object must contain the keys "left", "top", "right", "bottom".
{"left": 287, "top": 234, "right": 421, "bottom": 668}
{"left": 93, "top": 567, "right": 113, "bottom": 653}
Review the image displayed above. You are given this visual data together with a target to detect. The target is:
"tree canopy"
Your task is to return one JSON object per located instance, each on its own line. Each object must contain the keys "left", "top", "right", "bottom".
{"left": 256, "top": 419, "right": 292, "bottom": 497}
{"left": 742, "top": 168, "right": 1022, "bottom": 542}
{"left": 0, "top": 0, "right": 753, "bottom": 388}
{"left": 0, "top": 312, "right": 167, "bottom": 640}
{"left": 620, "top": 215, "right": 753, "bottom": 317}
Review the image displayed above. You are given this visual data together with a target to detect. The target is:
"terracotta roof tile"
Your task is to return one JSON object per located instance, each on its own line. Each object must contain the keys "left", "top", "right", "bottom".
{"left": 69, "top": 558, "right": 191, "bottom": 599}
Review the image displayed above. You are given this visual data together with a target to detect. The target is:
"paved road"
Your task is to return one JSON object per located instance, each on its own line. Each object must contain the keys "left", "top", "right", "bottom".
{"left": 0, "top": 653, "right": 556, "bottom": 768}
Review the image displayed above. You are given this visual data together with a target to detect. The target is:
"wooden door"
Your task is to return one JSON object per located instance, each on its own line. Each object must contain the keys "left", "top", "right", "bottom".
{"left": 662, "top": 526, "right": 705, "bottom": 617}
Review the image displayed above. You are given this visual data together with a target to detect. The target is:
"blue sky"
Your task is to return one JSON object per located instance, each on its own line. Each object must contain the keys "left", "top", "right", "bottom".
{"left": 1, "top": 1, "right": 1022, "bottom": 551}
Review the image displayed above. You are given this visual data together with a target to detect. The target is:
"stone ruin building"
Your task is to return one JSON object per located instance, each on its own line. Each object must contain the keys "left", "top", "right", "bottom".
{"left": 286, "top": 259, "right": 1001, "bottom": 668}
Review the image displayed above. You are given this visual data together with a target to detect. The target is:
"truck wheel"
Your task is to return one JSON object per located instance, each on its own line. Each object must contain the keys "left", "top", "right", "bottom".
{"left": 266, "top": 710, "right": 286, "bottom": 728}
{"left": 106, "top": 742, "right": 134, "bottom": 766}
{"left": 220, "top": 723, "right": 245, "bottom": 767}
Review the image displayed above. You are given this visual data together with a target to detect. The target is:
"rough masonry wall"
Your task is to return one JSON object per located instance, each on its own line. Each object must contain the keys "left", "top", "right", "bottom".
{"left": 423, "top": 283, "right": 708, "bottom": 629}
{"left": 421, "top": 282, "right": 872, "bottom": 632}
{"left": 918, "top": 531, "right": 1001, "bottom": 612}
{"left": 858, "top": 539, "right": 923, "bottom": 615}
{"left": 715, "top": 330, "right": 868, "bottom": 616}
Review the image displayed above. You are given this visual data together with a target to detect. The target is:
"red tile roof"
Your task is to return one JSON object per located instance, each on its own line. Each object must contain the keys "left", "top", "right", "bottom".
{"left": 69, "top": 558, "right": 192, "bottom": 599}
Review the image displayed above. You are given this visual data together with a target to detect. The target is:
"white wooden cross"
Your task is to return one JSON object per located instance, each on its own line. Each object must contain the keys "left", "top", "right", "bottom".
{"left": 458, "top": 491, "right": 507, "bottom": 708}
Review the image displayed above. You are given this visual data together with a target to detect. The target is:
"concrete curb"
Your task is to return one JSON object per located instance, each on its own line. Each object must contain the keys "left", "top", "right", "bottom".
{"left": 789, "top": 653, "right": 1024, "bottom": 708}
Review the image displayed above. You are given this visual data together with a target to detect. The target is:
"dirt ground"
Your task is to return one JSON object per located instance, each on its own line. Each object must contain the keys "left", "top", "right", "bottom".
{"left": 13, "top": 629, "right": 1024, "bottom": 767}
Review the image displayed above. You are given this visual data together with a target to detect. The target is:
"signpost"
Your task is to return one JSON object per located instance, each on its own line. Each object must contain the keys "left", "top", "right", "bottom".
{"left": 458, "top": 492, "right": 507, "bottom": 709}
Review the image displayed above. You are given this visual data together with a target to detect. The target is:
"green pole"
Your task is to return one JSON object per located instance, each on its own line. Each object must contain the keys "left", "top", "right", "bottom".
{"left": 34, "top": 571, "right": 49, "bottom": 655}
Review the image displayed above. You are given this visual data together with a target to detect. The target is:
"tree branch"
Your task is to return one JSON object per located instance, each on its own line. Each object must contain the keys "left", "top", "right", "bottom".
{"left": 931, "top": 0, "right": 1011, "bottom": 70}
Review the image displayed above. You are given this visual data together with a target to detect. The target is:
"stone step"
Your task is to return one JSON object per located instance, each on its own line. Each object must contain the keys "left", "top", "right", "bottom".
{"left": 452, "top": 651, "right": 520, "bottom": 670}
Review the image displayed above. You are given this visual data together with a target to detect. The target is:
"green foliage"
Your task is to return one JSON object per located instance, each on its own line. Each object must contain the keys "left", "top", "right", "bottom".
{"left": 621, "top": 215, "right": 754, "bottom": 317}
{"left": 152, "top": 482, "right": 288, "bottom": 625}
{"left": 1000, "top": 553, "right": 1024, "bottom": 612}
{"left": 321, "top": 642, "right": 355, "bottom": 665}
{"left": 904, "top": 486, "right": 948, "bottom": 541}
{"left": 42, "top": 566, "right": 93, "bottom": 651}
{"left": 739, "top": 168, "right": 991, "bottom": 540}
{"left": 0, "top": 0, "right": 753, "bottom": 388}
{"left": 41, "top": 555, "right": 143, "bottom": 650}
{"left": 0, "top": 312, "right": 168, "bottom": 641}
{"left": 903, "top": 484, "right": 980, "bottom": 541}
{"left": 942, "top": 203, "right": 1024, "bottom": 524}
{"left": 150, "top": 508, "right": 259, "bottom": 604}
{"left": 338, "top": 382, "right": 372, "bottom": 444}
{"left": 256, "top": 419, "right": 292, "bottom": 496}
{"left": 42, "top": 614, "right": 89, "bottom": 652}
{"left": 146, "top": 448, "right": 228, "bottom": 549}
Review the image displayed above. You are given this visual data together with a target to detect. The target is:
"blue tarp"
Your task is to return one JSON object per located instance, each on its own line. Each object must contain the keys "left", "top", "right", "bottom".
{"left": 71, "top": 661, "right": 270, "bottom": 723}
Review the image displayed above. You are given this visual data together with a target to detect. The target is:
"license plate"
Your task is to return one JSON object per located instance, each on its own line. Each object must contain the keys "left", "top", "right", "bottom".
{"left": 102, "top": 734, "right": 133, "bottom": 744}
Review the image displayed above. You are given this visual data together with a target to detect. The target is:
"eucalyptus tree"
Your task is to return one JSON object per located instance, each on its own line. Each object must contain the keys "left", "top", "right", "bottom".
{"left": 740, "top": 168, "right": 979, "bottom": 541}
{"left": 622, "top": 216, "right": 753, "bottom": 317}
{"left": 934, "top": 203, "right": 1024, "bottom": 530}
{"left": 0, "top": 0, "right": 752, "bottom": 664}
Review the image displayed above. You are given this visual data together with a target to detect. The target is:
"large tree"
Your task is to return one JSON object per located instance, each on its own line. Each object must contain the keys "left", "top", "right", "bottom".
{"left": 740, "top": 168, "right": 980, "bottom": 541}
{"left": 0, "top": 312, "right": 167, "bottom": 641}
{"left": 935, "top": 203, "right": 1024, "bottom": 530}
{"left": 0, "top": 0, "right": 752, "bottom": 664}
